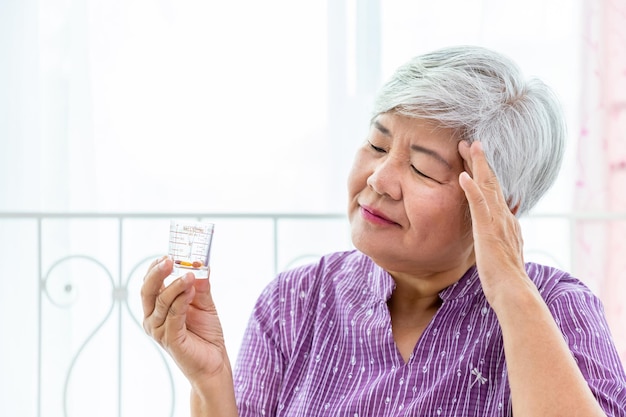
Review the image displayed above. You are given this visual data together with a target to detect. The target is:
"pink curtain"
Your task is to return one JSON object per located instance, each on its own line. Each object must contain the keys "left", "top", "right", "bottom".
{"left": 576, "top": 0, "right": 626, "bottom": 363}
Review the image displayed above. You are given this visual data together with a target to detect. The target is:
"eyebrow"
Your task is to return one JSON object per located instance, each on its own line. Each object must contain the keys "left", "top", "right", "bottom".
{"left": 374, "top": 120, "right": 391, "bottom": 136}
{"left": 373, "top": 120, "right": 452, "bottom": 169}
{"left": 410, "top": 144, "right": 452, "bottom": 169}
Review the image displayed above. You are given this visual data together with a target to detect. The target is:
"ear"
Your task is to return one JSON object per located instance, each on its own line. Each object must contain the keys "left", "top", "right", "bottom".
{"left": 508, "top": 200, "right": 520, "bottom": 216}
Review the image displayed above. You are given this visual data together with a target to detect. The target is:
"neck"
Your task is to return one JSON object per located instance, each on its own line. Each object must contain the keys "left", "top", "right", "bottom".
{"left": 386, "top": 272, "right": 449, "bottom": 363}
{"left": 387, "top": 273, "right": 442, "bottom": 317}
{"left": 387, "top": 257, "right": 474, "bottom": 307}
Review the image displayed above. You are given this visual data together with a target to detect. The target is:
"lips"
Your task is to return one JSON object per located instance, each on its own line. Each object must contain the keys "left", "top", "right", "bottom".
{"left": 359, "top": 204, "right": 398, "bottom": 225}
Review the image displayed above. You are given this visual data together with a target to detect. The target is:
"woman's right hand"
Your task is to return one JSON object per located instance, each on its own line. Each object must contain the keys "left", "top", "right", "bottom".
{"left": 141, "top": 256, "right": 230, "bottom": 388}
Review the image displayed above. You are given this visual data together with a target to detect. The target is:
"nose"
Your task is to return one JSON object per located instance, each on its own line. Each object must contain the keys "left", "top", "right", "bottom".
{"left": 366, "top": 157, "right": 402, "bottom": 200}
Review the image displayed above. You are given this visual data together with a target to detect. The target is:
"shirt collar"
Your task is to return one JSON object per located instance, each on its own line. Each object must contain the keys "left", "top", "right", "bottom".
{"left": 438, "top": 265, "right": 480, "bottom": 301}
{"left": 362, "top": 254, "right": 396, "bottom": 302}
{"left": 363, "top": 252, "right": 481, "bottom": 302}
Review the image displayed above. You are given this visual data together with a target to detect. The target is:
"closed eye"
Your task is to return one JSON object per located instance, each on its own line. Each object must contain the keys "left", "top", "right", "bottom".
{"left": 411, "top": 165, "right": 441, "bottom": 183}
{"left": 368, "top": 141, "right": 386, "bottom": 153}
{"left": 368, "top": 140, "right": 442, "bottom": 184}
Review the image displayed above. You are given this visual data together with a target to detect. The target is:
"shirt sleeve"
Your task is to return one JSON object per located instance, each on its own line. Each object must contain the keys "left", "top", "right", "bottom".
{"left": 233, "top": 254, "right": 326, "bottom": 417}
{"left": 232, "top": 278, "right": 286, "bottom": 417}
{"left": 548, "top": 288, "right": 626, "bottom": 417}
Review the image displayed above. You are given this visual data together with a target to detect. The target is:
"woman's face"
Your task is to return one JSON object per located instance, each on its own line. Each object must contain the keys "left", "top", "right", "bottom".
{"left": 347, "top": 112, "right": 475, "bottom": 279}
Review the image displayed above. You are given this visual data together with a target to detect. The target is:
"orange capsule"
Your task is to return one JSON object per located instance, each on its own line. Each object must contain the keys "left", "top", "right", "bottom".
{"left": 179, "top": 261, "right": 193, "bottom": 267}
{"left": 192, "top": 261, "right": 203, "bottom": 268}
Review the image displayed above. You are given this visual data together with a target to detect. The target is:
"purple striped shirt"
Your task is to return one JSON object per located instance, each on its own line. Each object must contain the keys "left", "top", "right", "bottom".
{"left": 233, "top": 250, "right": 626, "bottom": 416}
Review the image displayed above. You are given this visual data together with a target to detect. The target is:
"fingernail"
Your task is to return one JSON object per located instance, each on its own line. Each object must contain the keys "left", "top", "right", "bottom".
{"left": 158, "top": 256, "right": 169, "bottom": 271}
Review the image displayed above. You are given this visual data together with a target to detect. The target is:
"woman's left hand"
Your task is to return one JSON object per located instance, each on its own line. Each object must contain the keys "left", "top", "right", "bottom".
{"left": 457, "top": 140, "right": 529, "bottom": 306}
{"left": 457, "top": 141, "right": 608, "bottom": 417}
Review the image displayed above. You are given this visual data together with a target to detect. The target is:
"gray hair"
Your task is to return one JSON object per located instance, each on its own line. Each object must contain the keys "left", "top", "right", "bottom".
{"left": 372, "top": 45, "right": 566, "bottom": 216}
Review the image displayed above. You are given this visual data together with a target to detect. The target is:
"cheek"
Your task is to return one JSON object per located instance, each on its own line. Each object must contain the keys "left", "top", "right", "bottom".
{"left": 406, "top": 190, "right": 469, "bottom": 227}
{"left": 347, "top": 153, "right": 369, "bottom": 196}
{"left": 449, "top": 194, "right": 473, "bottom": 238}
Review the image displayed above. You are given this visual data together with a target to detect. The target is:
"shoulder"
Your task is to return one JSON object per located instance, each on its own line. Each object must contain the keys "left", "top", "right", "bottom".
{"left": 248, "top": 250, "right": 375, "bottom": 355}
{"left": 524, "top": 262, "right": 613, "bottom": 335}
{"left": 525, "top": 262, "right": 610, "bottom": 337}
{"left": 525, "top": 262, "right": 597, "bottom": 304}
{"left": 255, "top": 249, "right": 371, "bottom": 306}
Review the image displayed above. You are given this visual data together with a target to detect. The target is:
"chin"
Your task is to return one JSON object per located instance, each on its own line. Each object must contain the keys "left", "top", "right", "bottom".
{"left": 351, "top": 234, "right": 396, "bottom": 266}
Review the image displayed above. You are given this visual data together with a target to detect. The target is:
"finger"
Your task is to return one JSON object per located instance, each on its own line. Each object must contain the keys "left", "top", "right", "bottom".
{"left": 145, "top": 272, "right": 194, "bottom": 334}
{"left": 459, "top": 170, "right": 492, "bottom": 227}
{"left": 459, "top": 141, "right": 493, "bottom": 226}
{"left": 468, "top": 141, "right": 491, "bottom": 181}
{"left": 458, "top": 140, "right": 474, "bottom": 178}
{"left": 145, "top": 255, "right": 166, "bottom": 277}
{"left": 188, "top": 268, "right": 216, "bottom": 311}
{"left": 162, "top": 278, "right": 197, "bottom": 344}
{"left": 141, "top": 256, "right": 173, "bottom": 319}
{"left": 466, "top": 142, "right": 509, "bottom": 206}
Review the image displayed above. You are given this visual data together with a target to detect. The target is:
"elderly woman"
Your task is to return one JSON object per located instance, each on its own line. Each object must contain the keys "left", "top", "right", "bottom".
{"left": 141, "top": 46, "right": 626, "bottom": 416}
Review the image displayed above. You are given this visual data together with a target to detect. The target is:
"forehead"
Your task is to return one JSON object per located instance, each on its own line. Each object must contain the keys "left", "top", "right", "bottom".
{"left": 372, "top": 113, "right": 459, "bottom": 148}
